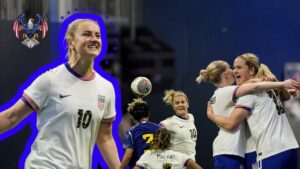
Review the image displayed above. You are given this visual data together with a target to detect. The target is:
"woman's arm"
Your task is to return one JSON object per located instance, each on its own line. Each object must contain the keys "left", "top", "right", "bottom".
{"left": 96, "top": 121, "right": 120, "bottom": 169}
{"left": 120, "top": 148, "right": 133, "bottom": 169}
{"left": 186, "top": 159, "right": 203, "bottom": 169}
{"left": 236, "top": 79, "right": 300, "bottom": 97}
{"left": 0, "top": 99, "right": 33, "bottom": 134}
{"left": 207, "top": 102, "right": 248, "bottom": 131}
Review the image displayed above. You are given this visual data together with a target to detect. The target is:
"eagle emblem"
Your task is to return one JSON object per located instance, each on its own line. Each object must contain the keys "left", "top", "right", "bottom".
{"left": 13, "top": 13, "right": 48, "bottom": 48}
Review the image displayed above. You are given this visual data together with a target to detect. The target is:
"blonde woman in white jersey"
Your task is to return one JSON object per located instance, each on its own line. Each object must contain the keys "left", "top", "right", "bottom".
{"left": 134, "top": 128, "right": 203, "bottom": 169}
{"left": 160, "top": 90, "right": 197, "bottom": 160}
{"left": 0, "top": 19, "right": 120, "bottom": 168}
{"left": 207, "top": 53, "right": 299, "bottom": 169}
{"left": 244, "top": 63, "right": 293, "bottom": 169}
{"left": 196, "top": 60, "right": 298, "bottom": 169}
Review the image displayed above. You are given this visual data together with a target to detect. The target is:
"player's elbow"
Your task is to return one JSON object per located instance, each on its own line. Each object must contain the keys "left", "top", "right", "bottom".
{"left": 224, "top": 122, "right": 239, "bottom": 131}
{"left": 186, "top": 159, "right": 203, "bottom": 169}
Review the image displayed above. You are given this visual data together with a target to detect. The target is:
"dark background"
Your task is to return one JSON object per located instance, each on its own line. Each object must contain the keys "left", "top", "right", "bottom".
{"left": 0, "top": 0, "right": 300, "bottom": 168}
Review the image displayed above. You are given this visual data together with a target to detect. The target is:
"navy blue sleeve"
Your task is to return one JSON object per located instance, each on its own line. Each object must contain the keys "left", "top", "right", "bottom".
{"left": 123, "top": 131, "right": 134, "bottom": 149}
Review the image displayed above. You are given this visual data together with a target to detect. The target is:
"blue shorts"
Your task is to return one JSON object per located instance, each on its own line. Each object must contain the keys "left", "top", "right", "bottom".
{"left": 258, "top": 149, "right": 298, "bottom": 169}
{"left": 214, "top": 155, "right": 244, "bottom": 169}
{"left": 245, "top": 151, "right": 257, "bottom": 169}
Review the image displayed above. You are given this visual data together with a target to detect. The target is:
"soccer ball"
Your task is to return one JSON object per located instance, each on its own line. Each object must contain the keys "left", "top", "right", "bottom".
{"left": 131, "top": 76, "right": 152, "bottom": 97}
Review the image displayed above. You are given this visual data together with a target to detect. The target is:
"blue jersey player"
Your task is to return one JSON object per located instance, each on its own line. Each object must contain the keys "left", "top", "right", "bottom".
{"left": 120, "top": 98, "right": 161, "bottom": 169}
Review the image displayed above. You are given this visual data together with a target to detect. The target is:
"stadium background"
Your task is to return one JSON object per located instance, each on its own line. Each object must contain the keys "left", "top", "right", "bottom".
{"left": 0, "top": 0, "right": 300, "bottom": 168}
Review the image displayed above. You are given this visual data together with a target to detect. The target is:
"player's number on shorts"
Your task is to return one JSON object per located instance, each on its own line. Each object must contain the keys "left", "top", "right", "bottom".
{"left": 76, "top": 109, "right": 93, "bottom": 129}
{"left": 190, "top": 129, "right": 197, "bottom": 139}
{"left": 142, "top": 133, "right": 153, "bottom": 152}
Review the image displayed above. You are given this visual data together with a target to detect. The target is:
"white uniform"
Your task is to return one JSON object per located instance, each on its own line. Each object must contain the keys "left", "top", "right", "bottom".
{"left": 236, "top": 91, "right": 299, "bottom": 161}
{"left": 210, "top": 85, "right": 246, "bottom": 158}
{"left": 160, "top": 114, "right": 197, "bottom": 160}
{"left": 136, "top": 149, "right": 191, "bottom": 169}
{"left": 245, "top": 127, "right": 256, "bottom": 154}
{"left": 22, "top": 64, "right": 116, "bottom": 169}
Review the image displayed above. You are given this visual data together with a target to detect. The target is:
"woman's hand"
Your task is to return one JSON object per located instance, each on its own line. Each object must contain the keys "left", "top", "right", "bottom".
{"left": 283, "top": 79, "right": 300, "bottom": 90}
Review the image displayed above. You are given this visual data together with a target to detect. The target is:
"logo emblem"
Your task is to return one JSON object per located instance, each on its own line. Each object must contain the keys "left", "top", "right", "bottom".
{"left": 13, "top": 13, "right": 48, "bottom": 48}
{"left": 210, "top": 96, "right": 216, "bottom": 104}
{"left": 59, "top": 94, "right": 71, "bottom": 98}
{"left": 98, "top": 95, "right": 105, "bottom": 111}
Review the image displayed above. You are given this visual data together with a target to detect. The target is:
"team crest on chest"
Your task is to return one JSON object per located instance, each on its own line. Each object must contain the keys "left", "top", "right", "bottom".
{"left": 98, "top": 95, "right": 105, "bottom": 111}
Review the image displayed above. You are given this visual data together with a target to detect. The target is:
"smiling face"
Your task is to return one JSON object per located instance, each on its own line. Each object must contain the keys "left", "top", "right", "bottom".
{"left": 172, "top": 95, "right": 189, "bottom": 117}
{"left": 69, "top": 20, "right": 102, "bottom": 60}
{"left": 233, "top": 57, "right": 254, "bottom": 85}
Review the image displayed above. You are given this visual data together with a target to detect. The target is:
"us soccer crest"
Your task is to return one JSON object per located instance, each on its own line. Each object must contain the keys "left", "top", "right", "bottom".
{"left": 13, "top": 13, "right": 48, "bottom": 48}
{"left": 98, "top": 95, "right": 106, "bottom": 111}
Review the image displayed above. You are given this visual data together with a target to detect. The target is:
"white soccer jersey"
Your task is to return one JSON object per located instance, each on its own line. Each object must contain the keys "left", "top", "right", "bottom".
{"left": 160, "top": 114, "right": 197, "bottom": 160}
{"left": 22, "top": 63, "right": 116, "bottom": 169}
{"left": 236, "top": 91, "right": 299, "bottom": 161}
{"left": 136, "top": 149, "right": 191, "bottom": 169}
{"left": 245, "top": 126, "right": 256, "bottom": 154}
{"left": 210, "top": 85, "right": 246, "bottom": 158}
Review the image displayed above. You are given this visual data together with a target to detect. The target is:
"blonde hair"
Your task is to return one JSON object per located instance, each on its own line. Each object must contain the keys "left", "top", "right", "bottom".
{"left": 65, "top": 19, "right": 99, "bottom": 62}
{"left": 163, "top": 89, "right": 188, "bottom": 105}
{"left": 256, "top": 64, "right": 282, "bottom": 97}
{"left": 236, "top": 53, "right": 260, "bottom": 75}
{"left": 256, "top": 63, "right": 277, "bottom": 82}
{"left": 196, "top": 60, "right": 230, "bottom": 84}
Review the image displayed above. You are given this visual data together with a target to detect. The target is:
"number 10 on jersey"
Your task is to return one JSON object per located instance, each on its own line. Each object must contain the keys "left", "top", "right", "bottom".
{"left": 76, "top": 109, "right": 93, "bottom": 129}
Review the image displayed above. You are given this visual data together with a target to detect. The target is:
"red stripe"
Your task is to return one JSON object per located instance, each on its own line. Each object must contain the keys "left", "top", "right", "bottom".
{"left": 13, "top": 21, "right": 17, "bottom": 31}
{"left": 15, "top": 27, "right": 19, "bottom": 39}
{"left": 22, "top": 93, "right": 39, "bottom": 111}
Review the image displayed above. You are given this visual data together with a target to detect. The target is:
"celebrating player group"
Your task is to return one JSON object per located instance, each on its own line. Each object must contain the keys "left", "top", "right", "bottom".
{"left": 121, "top": 53, "right": 300, "bottom": 169}
{"left": 197, "top": 53, "right": 300, "bottom": 169}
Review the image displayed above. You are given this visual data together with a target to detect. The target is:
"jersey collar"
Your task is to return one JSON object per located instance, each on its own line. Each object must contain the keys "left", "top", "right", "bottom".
{"left": 64, "top": 63, "right": 95, "bottom": 81}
